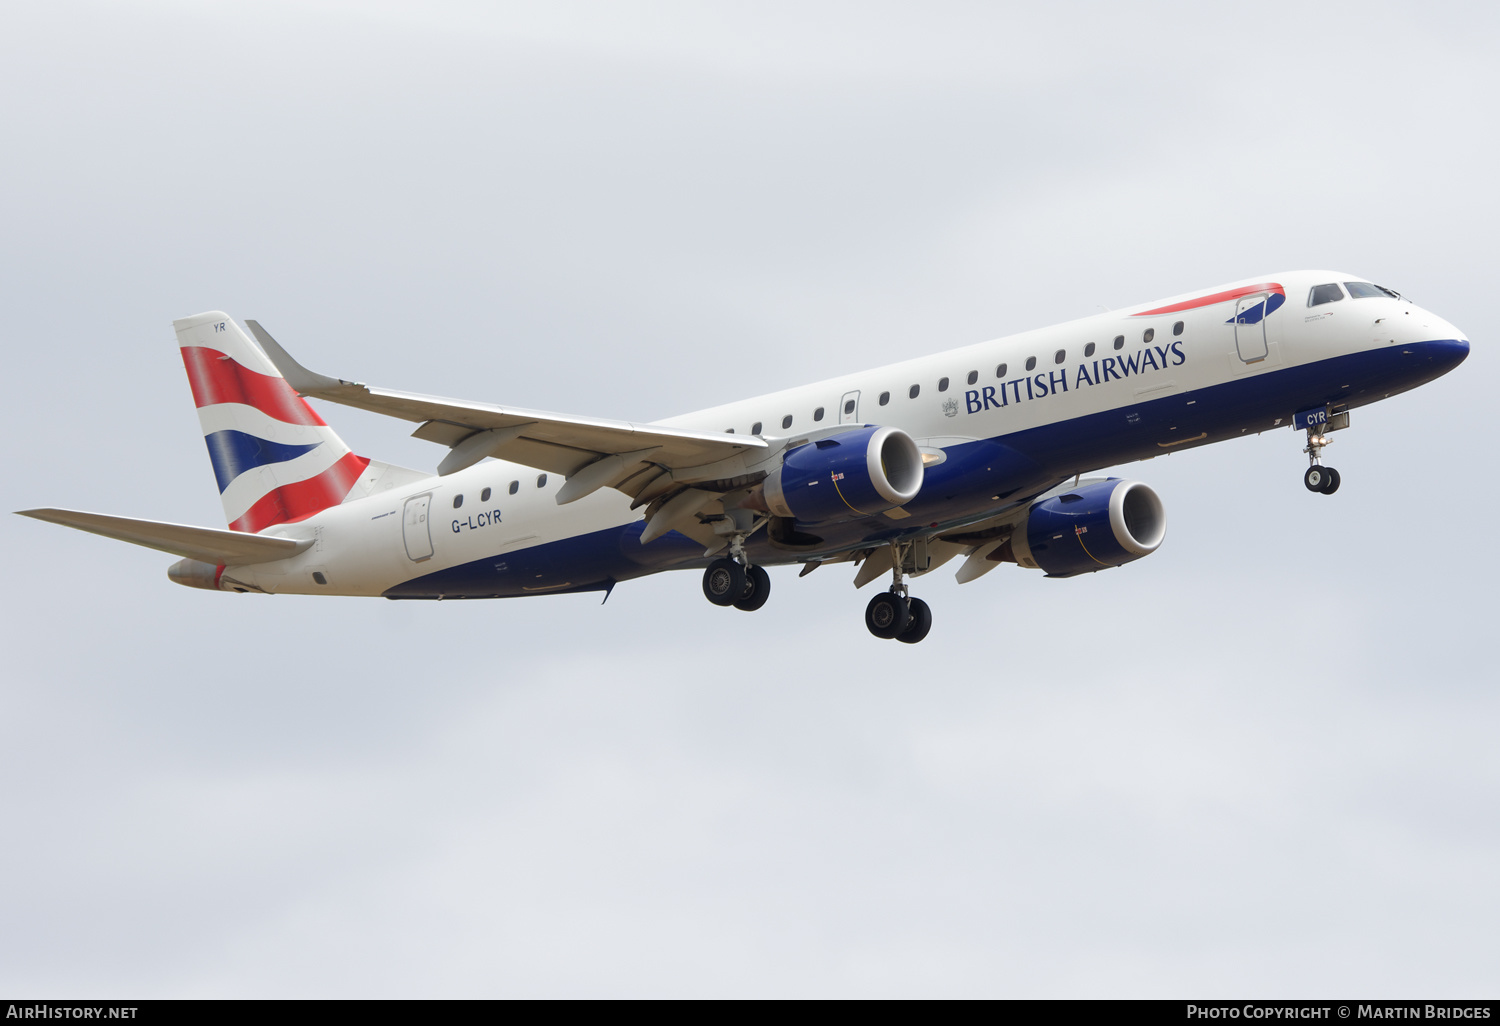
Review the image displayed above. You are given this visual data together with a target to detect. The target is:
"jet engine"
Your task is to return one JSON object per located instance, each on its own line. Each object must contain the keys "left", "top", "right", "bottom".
{"left": 1011, "top": 478, "right": 1166, "bottom": 577}
{"left": 759, "top": 426, "right": 924, "bottom": 523}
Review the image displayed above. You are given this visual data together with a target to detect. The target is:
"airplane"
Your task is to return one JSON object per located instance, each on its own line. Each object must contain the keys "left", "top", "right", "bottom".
{"left": 17, "top": 271, "right": 1470, "bottom": 642}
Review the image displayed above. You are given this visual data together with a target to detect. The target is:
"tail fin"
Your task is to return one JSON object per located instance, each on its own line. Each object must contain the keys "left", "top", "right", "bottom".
{"left": 174, "top": 312, "right": 372, "bottom": 533}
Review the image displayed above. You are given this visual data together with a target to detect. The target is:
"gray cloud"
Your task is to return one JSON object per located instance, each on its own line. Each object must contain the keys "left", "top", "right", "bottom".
{"left": 1, "top": 0, "right": 1495, "bottom": 996}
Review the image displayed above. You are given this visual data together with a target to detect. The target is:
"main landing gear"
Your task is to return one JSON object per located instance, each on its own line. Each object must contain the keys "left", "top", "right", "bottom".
{"left": 701, "top": 533, "right": 771, "bottom": 612}
{"left": 863, "top": 541, "right": 933, "bottom": 644}
{"left": 1303, "top": 426, "right": 1341, "bottom": 495}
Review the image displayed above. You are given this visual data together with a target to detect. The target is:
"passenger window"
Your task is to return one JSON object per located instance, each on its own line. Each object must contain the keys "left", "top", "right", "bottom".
{"left": 938, "top": 377, "right": 949, "bottom": 392}
{"left": 1143, "top": 328, "right": 1155, "bottom": 343}
{"left": 1053, "top": 350, "right": 1065, "bottom": 365}
{"left": 752, "top": 421, "right": 763, "bottom": 434}
{"left": 1113, "top": 335, "right": 1124, "bottom": 350}
{"left": 1084, "top": 342, "right": 1095, "bottom": 357}
{"left": 1308, "top": 283, "right": 1344, "bottom": 306}
{"left": 844, "top": 399, "right": 856, "bottom": 414}
{"left": 481, "top": 487, "right": 491, "bottom": 501}
{"left": 996, "top": 363, "right": 1008, "bottom": 378}
{"left": 813, "top": 407, "right": 824, "bottom": 422}
{"left": 508, "top": 480, "right": 519, "bottom": 495}
{"left": 312, "top": 571, "right": 327, "bottom": 586}
{"left": 725, "top": 427, "right": 735, "bottom": 433}
{"left": 1173, "top": 320, "right": 1184, "bottom": 336}
{"left": 908, "top": 384, "right": 920, "bottom": 399}
{"left": 453, "top": 494, "right": 464, "bottom": 509}
{"left": 967, "top": 370, "right": 978, "bottom": 385}
{"left": 879, "top": 392, "right": 890, "bottom": 406}
{"left": 1024, "top": 356, "right": 1036, "bottom": 371}
{"left": 782, "top": 415, "right": 793, "bottom": 429}
{"left": 536, "top": 474, "right": 547, "bottom": 488}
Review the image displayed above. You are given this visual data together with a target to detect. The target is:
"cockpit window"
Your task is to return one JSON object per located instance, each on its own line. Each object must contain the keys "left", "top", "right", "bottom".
{"left": 1308, "top": 283, "right": 1344, "bottom": 306}
{"left": 1345, "top": 281, "right": 1400, "bottom": 300}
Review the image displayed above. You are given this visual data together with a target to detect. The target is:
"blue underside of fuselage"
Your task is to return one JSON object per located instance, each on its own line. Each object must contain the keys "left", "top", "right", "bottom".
{"left": 383, "top": 339, "right": 1469, "bottom": 600}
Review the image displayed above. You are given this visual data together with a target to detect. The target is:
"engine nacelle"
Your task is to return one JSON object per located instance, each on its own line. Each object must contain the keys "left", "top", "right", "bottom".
{"left": 1011, "top": 478, "right": 1166, "bottom": 578}
{"left": 761, "top": 426, "right": 924, "bottom": 523}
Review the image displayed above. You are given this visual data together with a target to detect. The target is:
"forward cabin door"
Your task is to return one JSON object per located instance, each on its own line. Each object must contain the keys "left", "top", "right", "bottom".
{"left": 403, "top": 494, "right": 434, "bottom": 561}
{"left": 839, "top": 390, "right": 861, "bottom": 425}
{"left": 1234, "top": 293, "right": 1270, "bottom": 363}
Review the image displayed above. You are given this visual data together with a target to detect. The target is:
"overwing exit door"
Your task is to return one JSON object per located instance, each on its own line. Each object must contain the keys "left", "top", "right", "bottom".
{"left": 838, "top": 390, "right": 861, "bottom": 425}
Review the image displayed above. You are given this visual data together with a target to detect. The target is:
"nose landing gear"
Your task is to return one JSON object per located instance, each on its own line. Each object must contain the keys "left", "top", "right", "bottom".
{"left": 1303, "top": 464, "right": 1340, "bottom": 494}
{"left": 1303, "top": 427, "right": 1340, "bottom": 494}
{"left": 863, "top": 541, "right": 933, "bottom": 643}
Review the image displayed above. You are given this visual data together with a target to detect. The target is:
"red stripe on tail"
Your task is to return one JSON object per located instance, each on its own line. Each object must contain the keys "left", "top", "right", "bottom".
{"left": 181, "top": 347, "right": 328, "bottom": 426}
{"left": 229, "top": 452, "right": 371, "bottom": 533}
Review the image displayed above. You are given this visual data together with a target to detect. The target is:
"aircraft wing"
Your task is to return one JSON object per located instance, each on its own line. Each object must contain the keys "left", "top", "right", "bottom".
{"left": 15, "top": 509, "right": 312, "bottom": 565}
{"left": 248, "top": 321, "right": 767, "bottom": 504}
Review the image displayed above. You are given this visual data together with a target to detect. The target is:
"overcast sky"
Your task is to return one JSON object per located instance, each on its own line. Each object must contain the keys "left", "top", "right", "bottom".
{"left": 2, "top": 0, "right": 1496, "bottom": 997}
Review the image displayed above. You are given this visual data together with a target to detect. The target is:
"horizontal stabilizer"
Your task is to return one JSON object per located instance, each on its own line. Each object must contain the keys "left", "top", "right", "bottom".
{"left": 15, "top": 509, "right": 312, "bottom": 565}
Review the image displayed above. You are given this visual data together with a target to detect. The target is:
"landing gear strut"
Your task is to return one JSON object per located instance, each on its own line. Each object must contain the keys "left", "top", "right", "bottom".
{"left": 864, "top": 540, "right": 933, "bottom": 643}
{"left": 701, "top": 526, "right": 772, "bottom": 611}
{"left": 1303, "top": 427, "right": 1340, "bottom": 494}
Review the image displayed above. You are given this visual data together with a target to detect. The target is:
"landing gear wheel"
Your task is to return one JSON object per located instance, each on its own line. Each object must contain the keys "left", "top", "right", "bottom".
{"left": 734, "top": 564, "right": 771, "bottom": 612}
{"left": 1320, "top": 467, "right": 1341, "bottom": 494}
{"left": 1304, "top": 466, "right": 1329, "bottom": 493}
{"left": 865, "top": 592, "right": 910, "bottom": 639}
{"left": 702, "top": 558, "right": 746, "bottom": 607}
{"left": 896, "top": 597, "right": 932, "bottom": 644}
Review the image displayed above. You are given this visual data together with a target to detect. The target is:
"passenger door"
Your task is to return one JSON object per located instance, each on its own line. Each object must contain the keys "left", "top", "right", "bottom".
{"left": 1234, "top": 294, "right": 1271, "bottom": 363}
{"left": 403, "top": 494, "right": 433, "bottom": 561}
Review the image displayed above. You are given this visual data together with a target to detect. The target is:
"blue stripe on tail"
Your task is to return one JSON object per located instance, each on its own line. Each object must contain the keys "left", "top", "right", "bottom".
{"left": 204, "top": 430, "right": 322, "bottom": 492}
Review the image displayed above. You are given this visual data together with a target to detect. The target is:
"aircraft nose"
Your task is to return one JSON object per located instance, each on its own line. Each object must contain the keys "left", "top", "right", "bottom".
{"left": 1410, "top": 306, "right": 1469, "bottom": 369}
{"left": 1422, "top": 336, "right": 1469, "bottom": 375}
{"left": 1434, "top": 336, "right": 1470, "bottom": 369}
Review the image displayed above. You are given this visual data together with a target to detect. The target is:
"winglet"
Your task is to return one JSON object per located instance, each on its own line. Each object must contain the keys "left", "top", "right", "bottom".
{"left": 245, "top": 320, "right": 362, "bottom": 396}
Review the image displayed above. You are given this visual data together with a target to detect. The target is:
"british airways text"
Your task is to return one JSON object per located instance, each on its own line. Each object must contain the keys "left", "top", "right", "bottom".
{"left": 965, "top": 341, "right": 1186, "bottom": 414}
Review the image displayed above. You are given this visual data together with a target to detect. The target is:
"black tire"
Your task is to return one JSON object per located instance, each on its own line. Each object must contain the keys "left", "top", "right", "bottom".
{"left": 734, "top": 564, "right": 771, "bottom": 612}
{"left": 1320, "top": 467, "right": 1341, "bottom": 494}
{"left": 702, "top": 558, "right": 746, "bottom": 606}
{"left": 897, "top": 597, "right": 932, "bottom": 644}
{"left": 1304, "top": 466, "right": 1328, "bottom": 492}
{"left": 865, "top": 592, "right": 910, "bottom": 639}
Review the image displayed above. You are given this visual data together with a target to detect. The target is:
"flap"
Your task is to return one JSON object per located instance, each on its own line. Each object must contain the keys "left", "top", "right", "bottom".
{"left": 16, "top": 509, "right": 312, "bottom": 566}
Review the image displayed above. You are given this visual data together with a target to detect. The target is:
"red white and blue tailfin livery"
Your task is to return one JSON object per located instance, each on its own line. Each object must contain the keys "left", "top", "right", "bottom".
{"left": 174, "top": 312, "right": 370, "bottom": 532}
{"left": 20, "top": 271, "right": 1471, "bottom": 643}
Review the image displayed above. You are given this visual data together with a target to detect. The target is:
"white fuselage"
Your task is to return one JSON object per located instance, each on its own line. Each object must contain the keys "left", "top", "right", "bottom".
{"left": 219, "top": 271, "right": 1467, "bottom": 598}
